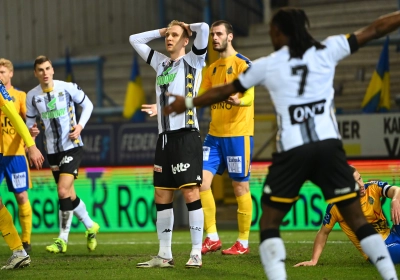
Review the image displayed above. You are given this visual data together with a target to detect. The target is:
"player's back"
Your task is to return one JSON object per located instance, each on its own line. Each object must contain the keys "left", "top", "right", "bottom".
{"left": 253, "top": 35, "right": 351, "bottom": 152}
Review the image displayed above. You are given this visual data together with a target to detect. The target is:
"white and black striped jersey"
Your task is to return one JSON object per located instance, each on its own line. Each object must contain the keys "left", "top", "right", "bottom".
{"left": 234, "top": 34, "right": 358, "bottom": 152}
{"left": 26, "top": 80, "right": 91, "bottom": 154}
{"left": 129, "top": 22, "right": 209, "bottom": 134}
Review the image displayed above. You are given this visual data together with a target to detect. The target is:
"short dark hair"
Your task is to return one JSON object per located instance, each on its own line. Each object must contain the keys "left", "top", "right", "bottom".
{"left": 349, "top": 165, "right": 357, "bottom": 173}
{"left": 34, "top": 55, "right": 52, "bottom": 70}
{"left": 271, "top": 7, "right": 325, "bottom": 59}
{"left": 211, "top": 20, "right": 233, "bottom": 35}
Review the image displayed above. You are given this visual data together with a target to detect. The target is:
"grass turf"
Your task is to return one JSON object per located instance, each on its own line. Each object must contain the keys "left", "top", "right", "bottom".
{"left": 0, "top": 230, "right": 398, "bottom": 279}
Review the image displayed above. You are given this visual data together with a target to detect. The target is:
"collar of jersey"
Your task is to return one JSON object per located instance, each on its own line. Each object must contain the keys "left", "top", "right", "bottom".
{"left": 43, "top": 88, "right": 53, "bottom": 93}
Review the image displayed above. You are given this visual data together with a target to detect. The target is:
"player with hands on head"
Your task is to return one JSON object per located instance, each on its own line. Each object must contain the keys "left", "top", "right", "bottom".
{"left": 26, "top": 55, "right": 100, "bottom": 255}
{"left": 130, "top": 20, "right": 209, "bottom": 268}
{"left": 164, "top": 7, "right": 400, "bottom": 280}
{"left": 294, "top": 166, "right": 400, "bottom": 267}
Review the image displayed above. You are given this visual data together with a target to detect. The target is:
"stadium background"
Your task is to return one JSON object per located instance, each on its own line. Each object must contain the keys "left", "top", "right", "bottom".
{"left": 0, "top": 0, "right": 400, "bottom": 233}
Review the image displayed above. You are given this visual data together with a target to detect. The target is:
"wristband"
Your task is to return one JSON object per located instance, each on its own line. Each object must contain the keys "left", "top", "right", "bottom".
{"left": 185, "top": 97, "right": 194, "bottom": 109}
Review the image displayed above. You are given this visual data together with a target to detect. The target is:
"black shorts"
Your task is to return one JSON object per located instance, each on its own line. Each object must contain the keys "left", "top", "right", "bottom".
{"left": 154, "top": 129, "right": 203, "bottom": 190}
{"left": 263, "top": 139, "right": 356, "bottom": 205}
{"left": 47, "top": 147, "right": 83, "bottom": 183}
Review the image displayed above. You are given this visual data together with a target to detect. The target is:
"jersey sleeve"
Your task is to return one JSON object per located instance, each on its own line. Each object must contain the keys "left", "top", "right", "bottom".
{"left": 322, "top": 34, "right": 353, "bottom": 64}
{"left": 236, "top": 56, "right": 269, "bottom": 92}
{"left": 25, "top": 91, "right": 38, "bottom": 128}
{"left": 238, "top": 61, "right": 254, "bottom": 106}
{"left": 185, "top": 22, "right": 209, "bottom": 69}
{"left": 129, "top": 30, "right": 169, "bottom": 71}
{"left": 198, "top": 65, "right": 213, "bottom": 95}
{"left": 19, "top": 91, "right": 27, "bottom": 118}
{"left": 322, "top": 204, "right": 339, "bottom": 229}
{"left": 68, "top": 82, "right": 86, "bottom": 103}
{"left": 365, "top": 181, "right": 391, "bottom": 198}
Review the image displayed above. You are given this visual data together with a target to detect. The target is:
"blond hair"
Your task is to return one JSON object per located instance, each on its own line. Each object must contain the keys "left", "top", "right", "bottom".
{"left": 0, "top": 58, "right": 14, "bottom": 72}
{"left": 167, "top": 20, "right": 189, "bottom": 38}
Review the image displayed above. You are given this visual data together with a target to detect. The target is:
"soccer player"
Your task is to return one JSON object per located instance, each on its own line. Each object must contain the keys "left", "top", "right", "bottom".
{"left": 199, "top": 20, "right": 254, "bottom": 255}
{"left": 0, "top": 79, "right": 44, "bottom": 269}
{"left": 294, "top": 167, "right": 400, "bottom": 266}
{"left": 130, "top": 20, "right": 209, "bottom": 268}
{"left": 0, "top": 58, "right": 34, "bottom": 253}
{"left": 26, "top": 56, "right": 99, "bottom": 254}
{"left": 164, "top": 8, "right": 400, "bottom": 280}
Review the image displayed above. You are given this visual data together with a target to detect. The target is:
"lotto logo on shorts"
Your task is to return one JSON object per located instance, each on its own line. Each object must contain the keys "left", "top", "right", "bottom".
{"left": 154, "top": 165, "right": 162, "bottom": 173}
{"left": 171, "top": 163, "right": 190, "bottom": 174}
{"left": 59, "top": 156, "right": 74, "bottom": 166}
{"left": 227, "top": 156, "right": 242, "bottom": 173}
{"left": 12, "top": 172, "right": 27, "bottom": 189}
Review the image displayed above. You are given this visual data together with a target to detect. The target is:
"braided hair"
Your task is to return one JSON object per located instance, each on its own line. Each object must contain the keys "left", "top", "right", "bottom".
{"left": 271, "top": 8, "right": 325, "bottom": 59}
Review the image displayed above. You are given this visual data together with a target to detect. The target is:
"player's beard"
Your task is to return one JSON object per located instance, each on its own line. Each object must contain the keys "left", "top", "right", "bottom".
{"left": 213, "top": 38, "right": 228, "bottom": 52}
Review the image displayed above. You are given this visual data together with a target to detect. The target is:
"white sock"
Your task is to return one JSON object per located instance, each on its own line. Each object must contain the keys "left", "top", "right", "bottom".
{"left": 207, "top": 232, "right": 219, "bottom": 241}
{"left": 156, "top": 208, "right": 174, "bottom": 259}
{"left": 238, "top": 239, "right": 248, "bottom": 248}
{"left": 58, "top": 210, "right": 73, "bottom": 243}
{"left": 360, "top": 234, "right": 398, "bottom": 280}
{"left": 259, "top": 238, "right": 287, "bottom": 280}
{"left": 13, "top": 249, "right": 27, "bottom": 257}
{"left": 73, "top": 199, "right": 94, "bottom": 229}
{"left": 189, "top": 208, "right": 204, "bottom": 257}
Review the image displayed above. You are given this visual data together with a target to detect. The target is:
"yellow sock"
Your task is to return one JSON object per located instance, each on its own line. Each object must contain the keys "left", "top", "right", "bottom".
{"left": 18, "top": 201, "right": 32, "bottom": 244}
{"left": 200, "top": 189, "right": 217, "bottom": 234}
{"left": 0, "top": 206, "right": 23, "bottom": 251}
{"left": 237, "top": 192, "right": 252, "bottom": 241}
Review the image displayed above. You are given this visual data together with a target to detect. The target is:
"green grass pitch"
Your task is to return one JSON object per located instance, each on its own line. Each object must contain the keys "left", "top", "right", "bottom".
{"left": 0, "top": 230, "right": 399, "bottom": 279}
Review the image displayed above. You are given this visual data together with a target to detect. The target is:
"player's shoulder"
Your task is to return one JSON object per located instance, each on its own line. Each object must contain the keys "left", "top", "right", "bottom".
{"left": 235, "top": 53, "right": 251, "bottom": 63}
{"left": 27, "top": 84, "right": 41, "bottom": 96}
{"left": 365, "top": 180, "right": 389, "bottom": 189}
{"left": 11, "top": 87, "right": 26, "bottom": 95}
{"left": 322, "top": 34, "right": 348, "bottom": 47}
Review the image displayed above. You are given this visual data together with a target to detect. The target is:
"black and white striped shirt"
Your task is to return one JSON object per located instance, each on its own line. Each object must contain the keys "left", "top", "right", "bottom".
{"left": 129, "top": 22, "right": 209, "bottom": 134}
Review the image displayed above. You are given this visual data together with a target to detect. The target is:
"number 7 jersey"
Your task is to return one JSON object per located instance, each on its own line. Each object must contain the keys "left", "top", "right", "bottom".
{"left": 237, "top": 34, "right": 356, "bottom": 152}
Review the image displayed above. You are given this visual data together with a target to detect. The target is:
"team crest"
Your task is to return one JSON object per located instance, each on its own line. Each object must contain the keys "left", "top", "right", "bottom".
{"left": 11, "top": 96, "right": 15, "bottom": 102}
{"left": 212, "top": 67, "right": 216, "bottom": 76}
{"left": 368, "top": 196, "right": 374, "bottom": 205}
{"left": 227, "top": 66, "right": 233, "bottom": 74}
{"left": 58, "top": 92, "right": 65, "bottom": 101}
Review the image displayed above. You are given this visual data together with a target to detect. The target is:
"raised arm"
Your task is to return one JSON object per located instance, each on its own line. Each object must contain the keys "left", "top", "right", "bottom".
{"left": 189, "top": 22, "right": 209, "bottom": 51}
{"left": 355, "top": 11, "right": 400, "bottom": 47}
{"left": 293, "top": 226, "right": 332, "bottom": 267}
{"left": 129, "top": 29, "right": 167, "bottom": 68}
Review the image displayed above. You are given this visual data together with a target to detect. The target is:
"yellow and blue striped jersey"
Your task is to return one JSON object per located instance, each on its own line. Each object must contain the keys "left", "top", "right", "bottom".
{"left": 1, "top": 87, "right": 27, "bottom": 156}
{"left": 323, "top": 181, "right": 391, "bottom": 259}
{"left": 200, "top": 53, "right": 254, "bottom": 137}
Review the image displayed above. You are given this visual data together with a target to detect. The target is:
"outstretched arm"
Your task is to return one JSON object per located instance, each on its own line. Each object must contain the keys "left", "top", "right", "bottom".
{"left": 294, "top": 226, "right": 332, "bottom": 267}
{"left": 386, "top": 185, "right": 400, "bottom": 225}
{"left": 355, "top": 11, "right": 400, "bottom": 47}
{"left": 164, "top": 83, "right": 238, "bottom": 115}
